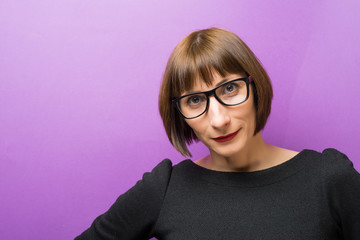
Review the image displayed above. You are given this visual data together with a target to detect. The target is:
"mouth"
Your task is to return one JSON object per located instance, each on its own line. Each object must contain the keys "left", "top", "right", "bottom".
{"left": 212, "top": 129, "right": 240, "bottom": 143}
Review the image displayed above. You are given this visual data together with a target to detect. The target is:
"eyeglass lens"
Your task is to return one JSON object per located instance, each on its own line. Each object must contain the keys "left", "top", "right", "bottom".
{"left": 178, "top": 79, "right": 248, "bottom": 118}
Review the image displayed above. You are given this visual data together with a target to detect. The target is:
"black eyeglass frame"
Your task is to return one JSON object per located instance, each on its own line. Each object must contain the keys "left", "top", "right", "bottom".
{"left": 172, "top": 76, "right": 253, "bottom": 119}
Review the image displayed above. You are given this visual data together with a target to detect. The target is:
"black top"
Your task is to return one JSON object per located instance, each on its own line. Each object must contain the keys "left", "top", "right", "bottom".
{"left": 75, "top": 148, "right": 360, "bottom": 239}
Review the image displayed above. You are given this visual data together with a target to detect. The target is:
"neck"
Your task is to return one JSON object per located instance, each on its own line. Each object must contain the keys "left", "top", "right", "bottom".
{"left": 207, "top": 133, "right": 276, "bottom": 172}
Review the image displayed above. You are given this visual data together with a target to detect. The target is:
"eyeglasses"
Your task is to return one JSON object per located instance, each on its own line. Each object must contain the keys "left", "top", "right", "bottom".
{"left": 173, "top": 76, "right": 253, "bottom": 119}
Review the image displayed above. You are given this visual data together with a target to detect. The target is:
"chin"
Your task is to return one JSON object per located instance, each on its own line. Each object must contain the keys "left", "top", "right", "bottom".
{"left": 199, "top": 129, "right": 251, "bottom": 158}
{"left": 210, "top": 140, "right": 247, "bottom": 158}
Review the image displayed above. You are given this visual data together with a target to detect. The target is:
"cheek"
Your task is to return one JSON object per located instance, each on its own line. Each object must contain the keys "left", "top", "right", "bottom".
{"left": 232, "top": 100, "right": 256, "bottom": 128}
{"left": 247, "top": 108, "right": 257, "bottom": 133}
{"left": 185, "top": 119, "right": 207, "bottom": 139}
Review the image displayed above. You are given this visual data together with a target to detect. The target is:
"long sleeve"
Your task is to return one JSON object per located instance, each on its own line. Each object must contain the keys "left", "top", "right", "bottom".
{"left": 322, "top": 148, "right": 360, "bottom": 240}
{"left": 75, "top": 159, "right": 173, "bottom": 240}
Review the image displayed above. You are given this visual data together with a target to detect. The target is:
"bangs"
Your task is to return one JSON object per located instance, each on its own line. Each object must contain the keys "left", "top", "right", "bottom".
{"left": 170, "top": 35, "right": 245, "bottom": 98}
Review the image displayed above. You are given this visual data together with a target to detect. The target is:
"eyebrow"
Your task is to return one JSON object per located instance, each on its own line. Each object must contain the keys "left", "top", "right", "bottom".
{"left": 215, "top": 77, "right": 230, "bottom": 87}
{"left": 183, "top": 77, "right": 238, "bottom": 96}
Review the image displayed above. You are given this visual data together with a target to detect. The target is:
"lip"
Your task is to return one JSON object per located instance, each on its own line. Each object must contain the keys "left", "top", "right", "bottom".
{"left": 212, "top": 129, "right": 240, "bottom": 143}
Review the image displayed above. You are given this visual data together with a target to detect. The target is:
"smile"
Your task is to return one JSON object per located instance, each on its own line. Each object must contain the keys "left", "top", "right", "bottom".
{"left": 212, "top": 129, "right": 240, "bottom": 143}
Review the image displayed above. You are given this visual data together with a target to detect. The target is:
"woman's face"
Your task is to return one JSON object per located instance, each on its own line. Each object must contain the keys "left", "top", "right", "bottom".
{"left": 184, "top": 72, "right": 257, "bottom": 158}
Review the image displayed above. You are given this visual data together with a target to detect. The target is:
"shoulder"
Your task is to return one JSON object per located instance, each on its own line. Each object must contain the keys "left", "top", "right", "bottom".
{"left": 154, "top": 159, "right": 200, "bottom": 185}
{"left": 319, "top": 148, "right": 355, "bottom": 177}
{"left": 115, "top": 159, "right": 174, "bottom": 204}
{"left": 144, "top": 158, "right": 193, "bottom": 178}
{"left": 301, "top": 148, "right": 353, "bottom": 171}
{"left": 316, "top": 148, "right": 359, "bottom": 190}
{"left": 318, "top": 149, "right": 360, "bottom": 235}
{"left": 321, "top": 148, "right": 353, "bottom": 166}
{"left": 143, "top": 159, "right": 173, "bottom": 182}
{"left": 134, "top": 159, "right": 174, "bottom": 196}
{"left": 140, "top": 159, "right": 194, "bottom": 191}
{"left": 294, "top": 148, "right": 358, "bottom": 184}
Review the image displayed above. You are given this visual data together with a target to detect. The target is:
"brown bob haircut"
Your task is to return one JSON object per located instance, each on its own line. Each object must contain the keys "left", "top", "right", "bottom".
{"left": 159, "top": 28, "right": 273, "bottom": 157}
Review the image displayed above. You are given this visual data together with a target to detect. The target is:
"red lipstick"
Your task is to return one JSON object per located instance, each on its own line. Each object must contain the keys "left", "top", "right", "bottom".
{"left": 212, "top": 130, "right": 240, "bottom": 143}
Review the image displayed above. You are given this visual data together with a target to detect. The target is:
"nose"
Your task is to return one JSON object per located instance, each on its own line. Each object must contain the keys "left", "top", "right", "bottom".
{"left": 207, "top": 96, "right": 231, "bottom": 129}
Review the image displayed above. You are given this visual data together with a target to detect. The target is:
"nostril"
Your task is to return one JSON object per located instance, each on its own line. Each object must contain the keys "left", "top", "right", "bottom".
{"left": 209, "top": 109, "right": 231, "bottom": 128}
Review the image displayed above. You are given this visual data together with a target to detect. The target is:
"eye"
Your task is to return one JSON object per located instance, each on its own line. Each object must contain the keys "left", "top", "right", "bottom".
{"left": 225, "top": 83, "right": 235, "bottom": 92}
{"left": 223, "top": 82, "right": 239, "bottom": 94}
{"left": 186, "top": 95, "right": 205, "bottom": 105}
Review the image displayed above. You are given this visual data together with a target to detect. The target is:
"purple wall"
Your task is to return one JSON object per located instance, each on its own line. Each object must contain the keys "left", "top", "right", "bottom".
{"left": 1, "top": 1, "right": 359, "bottom": 239}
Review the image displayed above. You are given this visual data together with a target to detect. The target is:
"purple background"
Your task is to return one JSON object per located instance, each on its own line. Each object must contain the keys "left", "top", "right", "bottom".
{"left": 1, "top": 0, "right": 359, "bottom": 239}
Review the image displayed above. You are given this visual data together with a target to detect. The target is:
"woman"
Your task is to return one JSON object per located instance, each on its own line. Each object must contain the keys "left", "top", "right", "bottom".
{"left": 76, "top": 28, "right": 360, "bottom": 239}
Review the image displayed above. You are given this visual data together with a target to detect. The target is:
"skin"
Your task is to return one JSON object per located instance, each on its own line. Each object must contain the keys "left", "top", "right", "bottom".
{"left": 184, "top": 72, "right": 299, "bottom": 172}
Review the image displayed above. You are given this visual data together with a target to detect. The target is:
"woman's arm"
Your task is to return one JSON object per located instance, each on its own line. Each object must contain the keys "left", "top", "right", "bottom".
{"left": 322, "top": 149, "right": 360, "bottom": 239}
{"left": 75, "top": 159, "right": 173, "bottom": 240}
